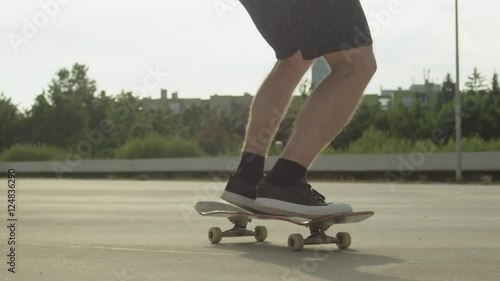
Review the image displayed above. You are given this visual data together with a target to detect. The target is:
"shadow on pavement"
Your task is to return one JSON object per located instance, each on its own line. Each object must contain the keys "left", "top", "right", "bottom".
{"left": 210, "top": 242, "right": 413, "bottom": 281}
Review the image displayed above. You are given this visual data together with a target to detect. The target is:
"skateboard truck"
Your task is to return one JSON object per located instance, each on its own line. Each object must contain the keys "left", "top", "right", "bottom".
{"left": 208, "top": 215, "right": 350, "bottom": 252}
{"left": 221, "top": 216, "right": 255, "bottom": 238}
{"left": 288, "top": 223, "right": 351, "bottom": 251}
{"left": 207, "top": 215, "right": 268, "bottom": 244}
{"left": 304, "top": 225, "right": 339, "bottom": 245}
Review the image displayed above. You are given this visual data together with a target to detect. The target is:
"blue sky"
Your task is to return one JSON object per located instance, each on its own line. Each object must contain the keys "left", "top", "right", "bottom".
{"left": 1, "top": 0, "right": 499, "bottom": 110}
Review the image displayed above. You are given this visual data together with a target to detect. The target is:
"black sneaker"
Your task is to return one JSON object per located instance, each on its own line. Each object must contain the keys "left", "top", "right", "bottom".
{"left": 221, "top": 175, "right": 259, "bottom": 212}
{"left": 254, "top": 179, "right": 353, "bottom": 218}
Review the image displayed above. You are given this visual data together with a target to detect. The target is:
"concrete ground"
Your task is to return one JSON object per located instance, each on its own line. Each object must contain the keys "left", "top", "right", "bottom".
{"left": 1, "top": 179, "right": 499, "bottom": 281}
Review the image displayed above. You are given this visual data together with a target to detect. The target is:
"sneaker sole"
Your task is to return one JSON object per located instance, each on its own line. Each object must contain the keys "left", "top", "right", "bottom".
{"left": 254, "top": 198, "right": 353, "bottom": 219}
{"left": 221, "top": 191, "right": 256, "bottom": 212}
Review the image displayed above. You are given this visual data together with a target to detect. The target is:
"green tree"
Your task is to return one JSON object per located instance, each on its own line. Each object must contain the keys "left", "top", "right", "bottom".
{"left": 213, "top": 107, "right": 247, "bottom": 154}
{"left": 386, "top": 103, "right": 422, "bottom": 141}
{"left": 28, "top": 93, "right": 54, "bottom": 145}
{"left": 437, "top": 74, "right": 455, "bottom": 110}
{"left": 477, "top": 104, "right": 500, "bottom": 140}
{"left": 491, "top": 71, "right": 500, "bottom": 97}
{"left": 459, "top": 92, "right": 481, "bottom": 138}
{"left": 108, "top": 91, "right": 145, "bottom": 145}
{"left": 27, "top": 63, "right": 98, "bottom": 148}
{"left": 177, "top": 103, "right": 206, "bottom": 139}
{"left": 331, "top": 104, "right": 378, "bottom": 150}
{"left": 465, "top": 67, "right": 487, "bottom": 93}
{"left": 0, "top": 93, "right": 23, "bottom": 151}
{"left": 434, "top": 100, "right": 455, "bottom": 144}
{"left": 85, "top": 91, "right": 116, "bottom": 158}
{"left": 7, "top": 63, "right": 500, "bottom": 159}
{"left": 146, "top": 109, "right": 171, "bottom": 136}
{"left": 196, "top": 106, "right": 231, "bottom": 155}
{"left": 476, "top": 88, "right": 500, "bottom": 140}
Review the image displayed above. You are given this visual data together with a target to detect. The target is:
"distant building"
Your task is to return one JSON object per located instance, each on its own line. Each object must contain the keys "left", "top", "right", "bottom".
{"left": 141, "top": 89, "right": 202, "bottom": 114}
{"left": 311, "top": 58, "right": 331, "bottom": 87}
{"left": 409, "top": 82, "right": 441, "bottom": 93}
{"left": 142, "top": 90, "right": 306, "bottom": 116}
{"left": 390, "top": 80, "right": 440, "bottom": 110}
{"left": 144, "top": 78, "right": 440, "bottom": 115}
{"left": 361, "top": 80, "right": 441, "bottom": 111}
{"left": 361, "top": 94, "right": 381, "bottom": 107}
{"left": 209, "top": 93, "right": 254, "bottom": 115}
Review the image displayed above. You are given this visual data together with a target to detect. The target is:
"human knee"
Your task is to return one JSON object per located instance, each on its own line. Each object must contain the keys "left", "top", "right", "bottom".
{"left": 326, "top": 47, "right": 377, "bottom": 81}
{"left": 364, "top": 53, "right": 377, "bottom": 77}
{"left": 359, "top": 55, "right": 377, "bottom": 81}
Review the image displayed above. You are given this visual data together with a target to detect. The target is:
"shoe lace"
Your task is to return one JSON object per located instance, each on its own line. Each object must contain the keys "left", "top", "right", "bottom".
{"left": 300, "top": 183, "right": 326, "bottom": 203}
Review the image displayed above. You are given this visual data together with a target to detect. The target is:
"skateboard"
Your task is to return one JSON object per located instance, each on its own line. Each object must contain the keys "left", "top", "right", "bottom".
{"left": 194, "top": 201, "right": 374, "bottom": 251}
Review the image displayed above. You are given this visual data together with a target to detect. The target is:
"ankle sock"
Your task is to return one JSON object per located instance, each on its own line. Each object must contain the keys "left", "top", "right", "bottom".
{"left": 234, "top": 151, "right": 265, "bottom": 185}
{"left": 265, "top": 158, "right": 307, "bottom": 186}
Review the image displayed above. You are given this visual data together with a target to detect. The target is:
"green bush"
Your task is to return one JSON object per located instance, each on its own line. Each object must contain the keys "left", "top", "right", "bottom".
{"left": 323, "top": 129, "right": 500, "bottom": 155}
{"left": 346, "top": 128, "right": 415, "bottom": 154}
{"left": 221, "top": 140, "right": 287, "bottom": 157}
{"left": 323, "top": 127, "right": 415, "bottom": 154}
{"left": 218, "top": 136, "right": 245, "bottom": 157}
{"left": 0, "top": 144, "right": 67, "bottom": 161}
{"left": 441, "top": 135, "right": 500, "bottom": 152}
{"left": 114, "top": 134, "right": 205, "bottom": 159}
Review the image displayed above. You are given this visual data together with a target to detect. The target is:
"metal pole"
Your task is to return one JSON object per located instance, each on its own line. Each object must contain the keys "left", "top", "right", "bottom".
{"left": 455, "top": 0, "right": 462, "bottom": 182}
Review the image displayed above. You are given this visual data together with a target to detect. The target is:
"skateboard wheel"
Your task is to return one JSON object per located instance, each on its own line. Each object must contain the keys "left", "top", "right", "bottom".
{"left": 254, "top": 226, "right": 267, "bottom": 242}
{"left": 208, "top": 227, "right": 222, "bottom": 244}
{"left": 335, "top": 232, "right": 351, "bottom": 249}
{"left": 288, "top": 234, "right": 304, "bottom": 251}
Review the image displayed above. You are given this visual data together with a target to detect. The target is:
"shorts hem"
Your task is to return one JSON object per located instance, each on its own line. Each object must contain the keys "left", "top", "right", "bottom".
{"left": 276, "top": 48, "right": 300, "bottom": 60}
{"left": 301, "top": 41, "right": 374, "bottom": 60}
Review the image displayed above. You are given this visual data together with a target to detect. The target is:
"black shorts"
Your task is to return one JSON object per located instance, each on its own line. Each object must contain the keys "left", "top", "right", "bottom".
{"left": 240, "top": 0, "right": 373, "bottom": 60}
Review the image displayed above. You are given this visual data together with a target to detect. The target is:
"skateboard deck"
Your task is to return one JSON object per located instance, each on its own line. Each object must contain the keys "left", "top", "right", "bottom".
{"left": 195, "top": 201, "right": 374, "bottom": 251}
{"left": 195, "top": 201, "right": 373, "bottom": 226}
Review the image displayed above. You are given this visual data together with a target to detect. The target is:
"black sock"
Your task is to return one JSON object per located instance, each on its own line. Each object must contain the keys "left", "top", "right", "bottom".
{"left": 234, "top": 151, "right": 265, "bottom": 185}
{"left": 265, "top": 158, "right": 307, "bottom": 186}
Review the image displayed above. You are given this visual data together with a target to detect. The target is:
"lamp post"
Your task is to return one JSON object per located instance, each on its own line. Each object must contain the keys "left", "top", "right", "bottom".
{"left": 455, "top": 0, "right": 462, "bottom": 182}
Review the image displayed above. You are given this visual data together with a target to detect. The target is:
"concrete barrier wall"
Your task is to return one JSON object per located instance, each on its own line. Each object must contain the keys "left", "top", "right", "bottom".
{"left": 0, "top": 152, "right": 499, "bottom": 175}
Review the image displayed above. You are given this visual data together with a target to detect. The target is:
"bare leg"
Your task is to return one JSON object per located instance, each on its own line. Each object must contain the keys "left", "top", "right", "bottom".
{"left": 222, "top": 51, "right": 313, "bottom": 209}
{"left": 281, "top": 46, "right": 377, "bottom": 167}
{"left": 253, "top": 46, "right": 377, "bottom": 217}
{"left": 243, "top": 51, "right": 313, "bottom": 157}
